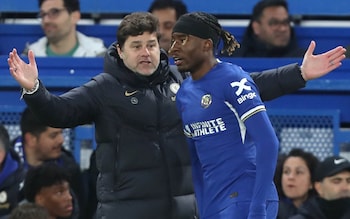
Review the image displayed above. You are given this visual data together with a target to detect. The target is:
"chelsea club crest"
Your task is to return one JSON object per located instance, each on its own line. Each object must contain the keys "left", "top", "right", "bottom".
{"left": 201, "top": 94, "right": 212, "bottom": 108}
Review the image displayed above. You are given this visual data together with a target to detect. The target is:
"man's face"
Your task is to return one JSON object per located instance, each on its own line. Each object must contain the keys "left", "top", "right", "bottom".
{"left": 117, "top": 32, "right": 160, "bottom": 76}
{"left": 168, "top": 33, "right": 208, "bottom": 76}
{"left": 36, "top": 181, "right": 73, "bottom": 218}
{"left": 151, "top": 8, "right": 177, "bottom": 52}
{"left": 39, "top": 0, "right": 79, "bottom": 43}
{"left": 34, "top": 127, "right": 64, "bottom": 161}
{"left": 252, "top": 6, "right": 291, "bottom": 47}
{"left": 315, "top": 171, "right": 350, "bottom": 200}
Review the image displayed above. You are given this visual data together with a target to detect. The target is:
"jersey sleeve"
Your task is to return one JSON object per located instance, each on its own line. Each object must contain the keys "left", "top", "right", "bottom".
{"left": 224, "top": 66, "right": 265, "bottom": 121}
{"left": 224, "top": 65, "right": 279, "bottom": 218}
{"left": 245, "top": 112, "right": 279, "bottom": 218}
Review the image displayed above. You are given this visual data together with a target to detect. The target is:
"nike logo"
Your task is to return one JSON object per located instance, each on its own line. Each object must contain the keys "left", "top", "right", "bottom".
{"left": 334, "top": 158, "right": 347, "bottom": 165}
{"left": 124, "top": 90, "right": 139, "bottom": 97}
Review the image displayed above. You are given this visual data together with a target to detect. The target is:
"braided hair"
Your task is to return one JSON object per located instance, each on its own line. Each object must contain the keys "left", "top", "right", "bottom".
{"left": 190, "top": 12, "right": 240, "bottom": 56}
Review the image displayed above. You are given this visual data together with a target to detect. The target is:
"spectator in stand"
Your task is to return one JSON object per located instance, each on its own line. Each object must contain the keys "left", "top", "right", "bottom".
{"left": 0, "top": 124, "right": 25, "bottom": 219}
{"left": 274, "top": 148, "right": 319, "bottom": 219}
{"left": 23, "top": 162, "right": 74, "bottom": 219}
{"left": 290, "top": 155, "right": 350, "bottom": 219}
{"left": 228, "top": 0, "right": 305, "bottom": 57}
{"left": 12, "top": 107, "right": 83, "bottom": 219}
{"left": 9, "top": 203, "right": 49, "bottom": 219}
{"left": 148, "top": 0, "right": 188, "bottom": 52}
{"left": 22, "top": 0, "right": 106, "bottom": 57}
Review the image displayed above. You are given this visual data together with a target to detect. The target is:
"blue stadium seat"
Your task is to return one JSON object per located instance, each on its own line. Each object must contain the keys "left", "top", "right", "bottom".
{"left": 1, "top": 0, "right": 349, "bottom": 16}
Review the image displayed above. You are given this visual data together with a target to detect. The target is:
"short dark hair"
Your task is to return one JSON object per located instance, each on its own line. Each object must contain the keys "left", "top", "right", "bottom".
{"left": 117, "top": 12, "right": 159, "bottom": 48}
{"left": 9, "top": 203, "right": 49, "bottom": 219}
{"left": 286, "top": 148, "right": 319, "bottom": 182}
{"left": 251, "top": 0, "right": 288, "bottom": 22}
{"left": 174, "top": 12, "right": 240, "bottom": 56}
{"left": 23, "top": 163, "right": 70, "bottom": 202}
{"left": 20, "top": 107, "right": 48, "bottom": 138}
{"left": 38, "top": 0, "right": 80, "bottom": 12}
{"left": 148, "top": 0, "right": 188, "bottom": 19}
{"left": 274, "top": 148, "right": 319, "bottom": 198}
{"left": 0, "top": 123, "right": 10, "bottom": 153}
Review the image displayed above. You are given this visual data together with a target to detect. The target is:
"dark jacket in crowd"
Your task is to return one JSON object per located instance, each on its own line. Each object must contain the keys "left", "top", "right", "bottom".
{"left": 289, "top": 197, "right": 350, "bottom": 219}
{"left": 0, "top": 148, "right": 24, "bottom": 218}
{"left": 278, "top": 199, "right": 298, "bottom": 219}
{"left": 228, "top": 28, "right": 306, "bottom": 57}
{"left": 22, "top": 43, "right": 306, "bottom": 219}
{"left": 277, "top": 196, "right": 315, "bottom": 219}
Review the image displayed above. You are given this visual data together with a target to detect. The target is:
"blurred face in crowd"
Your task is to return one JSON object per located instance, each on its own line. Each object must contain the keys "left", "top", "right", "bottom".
{"left": 282, "top": 156, "right": 313, "bottom": 207}
{"left": 117, "top": 32, "right": 160, "bottom": 76}
{"left": 35, "top": 181, "right": 73, "bottom": 218}
{"left": 252, "top": 6, "right": 291, "bottom": 47}
{"left": 315, "top": 171, "right": 350, "bottom": 200}
{"left": 39, "top": 0, "right": 80, "bottom": 43}
{"left": 0, "top": 146, "right": 5, "bottom": 167}
{"left": 27, "top": 127, "right": 64, "bottom": 163}
{"left": 151, "top": 7, "right": 177, "bottom": 52}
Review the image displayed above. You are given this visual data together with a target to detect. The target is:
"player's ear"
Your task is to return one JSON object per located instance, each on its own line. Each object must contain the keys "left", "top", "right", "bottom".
{"left": 71, "top": 11, "right": 81, "bottom": 24}
{"left": 204, "top": 39, "right": 213, "bottom": 52}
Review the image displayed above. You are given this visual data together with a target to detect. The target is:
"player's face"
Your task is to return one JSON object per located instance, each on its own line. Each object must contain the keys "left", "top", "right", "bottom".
{"left": 151, "top": 8, "right": 177, "bottom": 52}
{"left": 315, "top": 171, "right": 350, "bottom": 200}
{"left": 281, "top": 156, "right": 313, "bottom": 205}
{"left": 117, "top": 32, "right": 160, "bottom": 76}
{"left": 168, "top": 33, "right": 207, "bottom": 74}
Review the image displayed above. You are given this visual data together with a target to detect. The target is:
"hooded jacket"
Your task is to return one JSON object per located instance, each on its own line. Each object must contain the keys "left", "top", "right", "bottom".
{"left": 22, "top": 42, "right": 306, "bottom": 219}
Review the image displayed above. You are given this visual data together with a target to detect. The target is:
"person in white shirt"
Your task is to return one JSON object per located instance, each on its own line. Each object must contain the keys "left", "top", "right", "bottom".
{"left": 23, "top": 0, "right": 106, "bottom": 57}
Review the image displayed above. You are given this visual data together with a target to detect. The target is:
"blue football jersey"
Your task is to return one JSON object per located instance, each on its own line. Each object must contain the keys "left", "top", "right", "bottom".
{"left": 176, "top": 61, "right": 278, "bottom": 218}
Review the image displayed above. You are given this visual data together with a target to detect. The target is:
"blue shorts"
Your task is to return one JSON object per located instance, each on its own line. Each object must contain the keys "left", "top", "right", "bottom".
{"left": 205, "top": 200, "right": 279, "bottom": 219}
